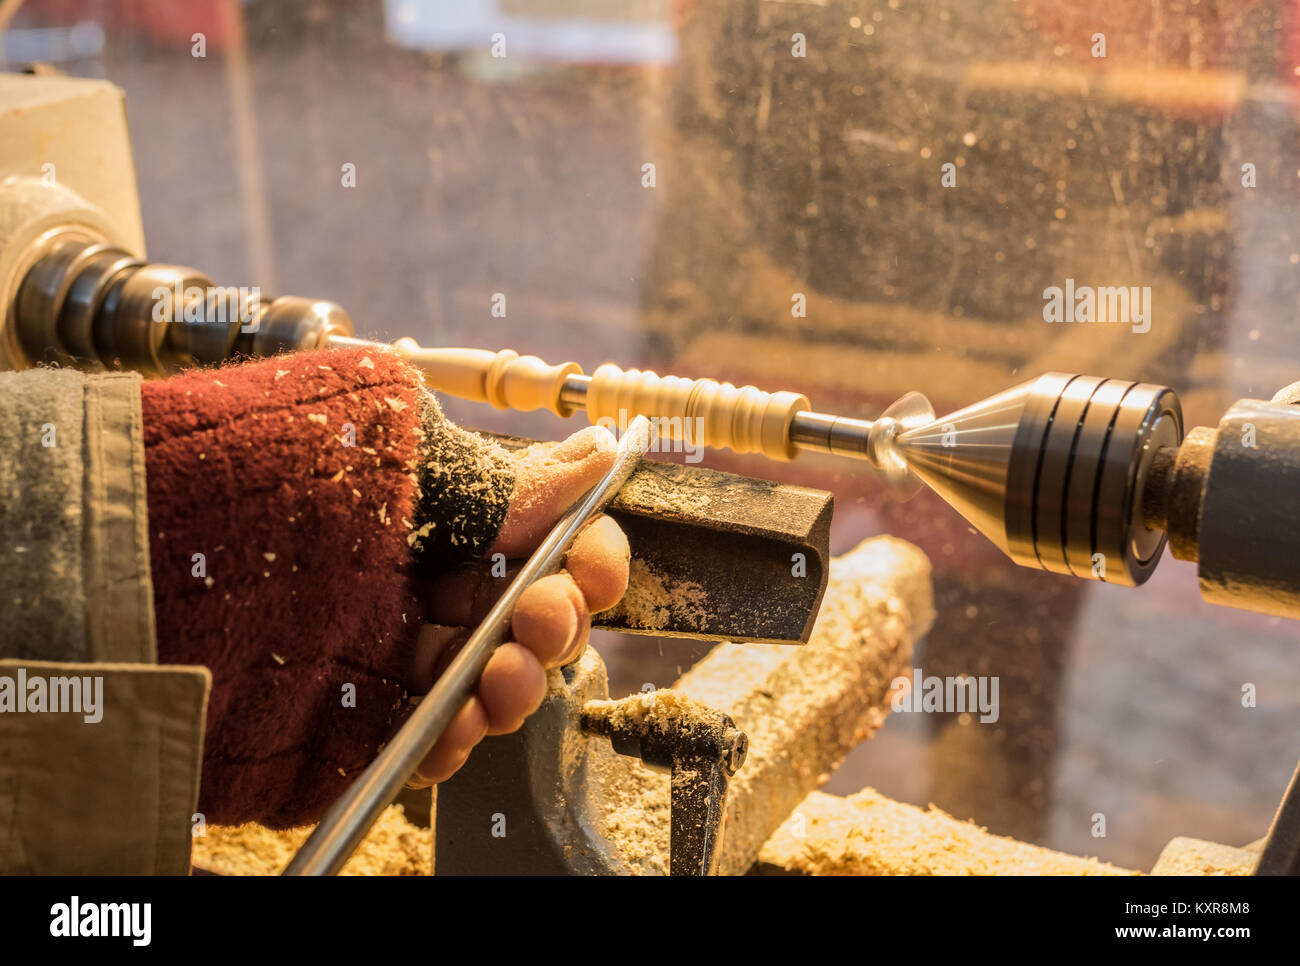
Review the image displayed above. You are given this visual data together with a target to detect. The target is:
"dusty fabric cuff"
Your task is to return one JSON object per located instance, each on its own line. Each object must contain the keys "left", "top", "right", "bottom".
{"left": 0, "top": 367, "right": 156, "bottom": 663}
{"left": 410, "top": 389, "right": 515, "bottom": 573}
{"left": 0, "top": 368, "right": 204, "bottom": 874}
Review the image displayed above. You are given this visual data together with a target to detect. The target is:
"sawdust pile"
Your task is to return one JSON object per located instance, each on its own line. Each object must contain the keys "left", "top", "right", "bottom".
{"left": 607, "top": 558, "right": 708, "bottom": 631}
{"left": 1149, "top": 837, "right": 1257, "bottom": 876}
{"left": 585, "top": 689, "right": 719, "bottom": 733}
{"left": 756, "top": 790, "right": 1137, "bottom": 876}
{"left": 591, "top": 757, "right": 671, "bottom": 874}
{"left": 615, "top": 464, "right": 718, "bottom": 518}
{"left": 190, "top": 805, "right": 429, "bottom": 876}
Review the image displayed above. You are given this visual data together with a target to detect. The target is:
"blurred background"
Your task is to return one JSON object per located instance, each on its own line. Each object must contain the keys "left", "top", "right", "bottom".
{"left": 6, "top": 0, "right": 1299, "bottom": 871}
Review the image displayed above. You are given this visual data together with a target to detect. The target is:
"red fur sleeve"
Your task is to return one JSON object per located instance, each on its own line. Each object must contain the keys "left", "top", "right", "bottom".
{"left": 141, "top": 348, "right": 424, "bottom": 827}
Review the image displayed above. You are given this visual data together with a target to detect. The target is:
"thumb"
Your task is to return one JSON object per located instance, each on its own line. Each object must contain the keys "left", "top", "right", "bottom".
{"left": 491, "top": 425, "right": 618, "bottom": 557}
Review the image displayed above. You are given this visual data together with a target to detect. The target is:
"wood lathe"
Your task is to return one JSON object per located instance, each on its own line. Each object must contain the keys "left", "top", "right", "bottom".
{"left": 10, "top": 231, "right": 1300, "bottom": 620}
{"left": 3, "top": 71, "right": 1297, "bottom": 879}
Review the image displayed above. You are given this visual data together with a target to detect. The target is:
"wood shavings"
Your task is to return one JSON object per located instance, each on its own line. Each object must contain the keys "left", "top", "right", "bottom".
{"left": 407, "top": 521, "right": 435, "bottom": 546}
{"left": 1149, "top": 837, "right": 1257, "bottom": 876}
{"left": 585, "top": 689, "right": 720, "bottom": 734}
{"left": 606, "top": 558, "right": 707, "bottom": 631}
{"left": 190, "top": 805, "right": 429, "bottom": 876}
{"left": 592, "top": 757, "right": 671, "bottom": 874}
{"left": 756, "top": 790, "right": 1136, "bottom": 876}
{"left": 616, "top": 465, "right": 718, "bottom": 518}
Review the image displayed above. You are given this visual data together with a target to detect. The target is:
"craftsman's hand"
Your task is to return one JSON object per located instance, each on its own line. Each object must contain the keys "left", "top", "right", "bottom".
{"left": 407, "top": 426, "right": 630, "bottom": 786}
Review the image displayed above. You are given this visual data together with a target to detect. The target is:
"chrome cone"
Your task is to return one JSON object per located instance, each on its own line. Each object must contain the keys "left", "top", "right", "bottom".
{"left": 891, "top": 379, "right": 1037, "bottom": 558}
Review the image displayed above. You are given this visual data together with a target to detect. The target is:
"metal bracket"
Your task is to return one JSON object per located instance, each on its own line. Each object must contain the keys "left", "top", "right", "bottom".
{"left": 485, "top": 434, "right": 833, "bottom": 645}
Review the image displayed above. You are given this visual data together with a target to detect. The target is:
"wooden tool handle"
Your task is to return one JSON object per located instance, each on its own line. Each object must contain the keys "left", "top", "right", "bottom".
{"left": 393, "top": 340, "right": 581, "bottom": 415}
{"left": 586, "top": 363, "right": 809, "bottom": 461}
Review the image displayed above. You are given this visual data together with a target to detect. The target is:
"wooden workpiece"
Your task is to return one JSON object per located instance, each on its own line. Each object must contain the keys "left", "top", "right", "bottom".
{"left": 1148, "top": 837, "right": 1257, "bottom": 876}
{"left": 391, "top": 340, "right": 811, "bottom": 461}
{"left": 584, "top": 363, "right": 809, "bottom": 461}
{"left": 755, "top": 790, "right": 1135, "bottom": 876}
{"left": 393, "top": 342, "right": 581, "bottom": 416}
